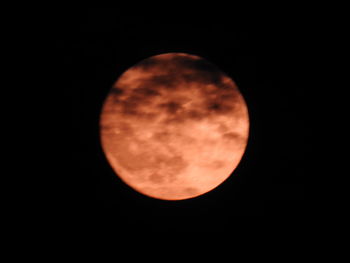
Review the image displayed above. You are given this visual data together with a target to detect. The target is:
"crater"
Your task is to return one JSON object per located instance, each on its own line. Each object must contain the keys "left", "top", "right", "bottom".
{"left": 149, "top": 173, "right": 165, "bottom": 184}
{"left": 184, "top": 187, "right": 199, "bottom": 195}
{"left": 222, "top": 132, "right": 240, "bottom": 140}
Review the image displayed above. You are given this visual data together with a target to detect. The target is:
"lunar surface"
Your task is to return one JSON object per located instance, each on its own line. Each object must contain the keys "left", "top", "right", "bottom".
{"left": 100, "top": 53, "right": 249, "bottom": 200}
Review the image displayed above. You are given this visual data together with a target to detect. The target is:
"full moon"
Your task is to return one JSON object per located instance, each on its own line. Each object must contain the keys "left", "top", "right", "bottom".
{"left": 100, "top": 53, "right": 249, "bottom": 200}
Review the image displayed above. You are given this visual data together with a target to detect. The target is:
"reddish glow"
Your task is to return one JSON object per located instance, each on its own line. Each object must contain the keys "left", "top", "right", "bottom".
{"left": 100, "top": 53, "right": 249, "bottom": 200}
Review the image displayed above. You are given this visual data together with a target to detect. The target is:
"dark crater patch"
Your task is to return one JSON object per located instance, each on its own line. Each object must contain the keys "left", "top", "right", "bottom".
{"left": 158, "top": 101, "right": 183, "bottom": 114}
{"left": 149, "top": 173, "right": 165, "bottom": 184}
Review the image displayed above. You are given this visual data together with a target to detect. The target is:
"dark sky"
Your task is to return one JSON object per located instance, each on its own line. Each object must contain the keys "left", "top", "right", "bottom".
{"left": 56, "top": 10, "right": 309, "bottom": 232}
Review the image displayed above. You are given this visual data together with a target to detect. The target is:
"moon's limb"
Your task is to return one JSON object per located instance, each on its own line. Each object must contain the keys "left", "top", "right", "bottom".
{"left": 100, "top": 53, "right": 249, "bottom": 200}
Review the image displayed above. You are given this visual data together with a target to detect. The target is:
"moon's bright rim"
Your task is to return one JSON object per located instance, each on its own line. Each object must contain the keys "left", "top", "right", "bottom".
{"left": 100, "top": 53, "right": 249, "bottom": 200}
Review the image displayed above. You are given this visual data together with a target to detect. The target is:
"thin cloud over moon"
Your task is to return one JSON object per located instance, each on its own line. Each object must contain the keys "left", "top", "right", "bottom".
{"left": 100, "top": 53, "right": 249, "bottom": 200}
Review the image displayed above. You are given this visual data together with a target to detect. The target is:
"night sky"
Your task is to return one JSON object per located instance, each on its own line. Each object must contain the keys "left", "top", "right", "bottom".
{"left": 56, "top": 10, "right": 309, "bottom": 232}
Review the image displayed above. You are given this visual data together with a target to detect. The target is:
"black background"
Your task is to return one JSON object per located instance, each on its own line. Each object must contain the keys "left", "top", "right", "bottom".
{"left": 56, "top": 10, "right": 309, "bottom": 232}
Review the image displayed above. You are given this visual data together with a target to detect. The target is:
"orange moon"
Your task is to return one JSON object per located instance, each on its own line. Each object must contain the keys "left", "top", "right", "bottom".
{"left": 100, "top": 53, "right": 249, "bottom": 200}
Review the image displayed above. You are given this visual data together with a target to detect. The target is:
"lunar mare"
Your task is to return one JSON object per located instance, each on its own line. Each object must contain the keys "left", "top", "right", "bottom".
{"left": 100, "top": 53, "right": 249, "bottom": 200}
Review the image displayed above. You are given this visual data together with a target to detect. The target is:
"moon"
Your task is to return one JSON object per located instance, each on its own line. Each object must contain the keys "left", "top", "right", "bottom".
{"left": 100, "top": 53, "right": 249, "bottom": 200}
